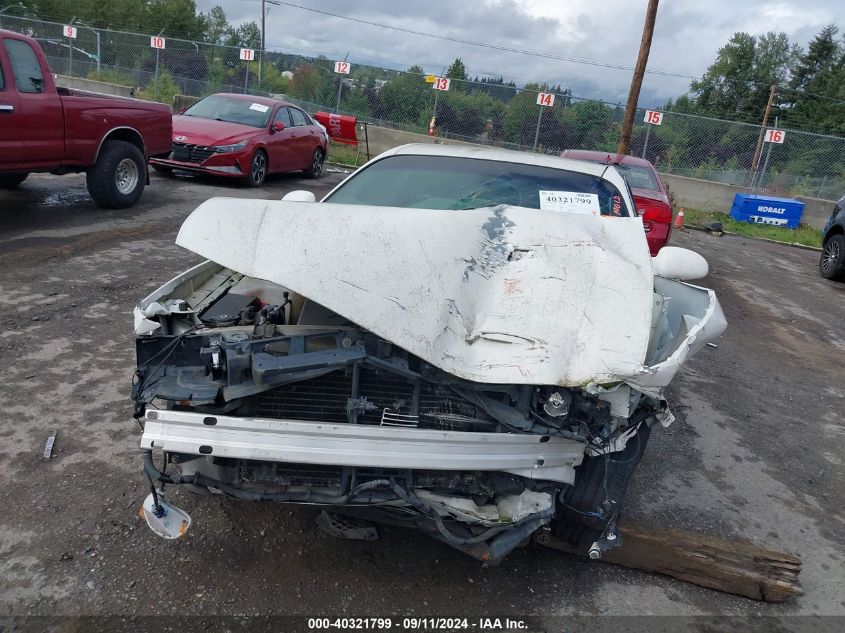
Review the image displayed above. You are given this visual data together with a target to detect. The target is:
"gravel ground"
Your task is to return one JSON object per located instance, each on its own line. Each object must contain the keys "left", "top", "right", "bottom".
{"left": 0, "top": 170, "right": 843, "bottom": 630}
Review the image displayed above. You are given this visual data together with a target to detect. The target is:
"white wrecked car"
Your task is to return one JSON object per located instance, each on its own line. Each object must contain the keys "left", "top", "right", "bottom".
{"left": 133, "top": 144, "right": 726, "bottom": 562}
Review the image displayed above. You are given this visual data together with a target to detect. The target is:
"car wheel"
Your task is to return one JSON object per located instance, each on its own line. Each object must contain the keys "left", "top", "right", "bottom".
{"left": 304, "top": 147, "right": 324, "bottom": 179}
{"left": 242, "top": 149, "right": 267, "bottom": 187}
{"left": 0, "top": 173, "right": 28, "bottom": 188}
{"left": 86, "top": 140, "right": 145, "bottom": 209}
{"left": 820, "top": 234, "right": 845, "bottom": 281}
{"left": 550, "top": 422, "right": 651, "bottom": 550}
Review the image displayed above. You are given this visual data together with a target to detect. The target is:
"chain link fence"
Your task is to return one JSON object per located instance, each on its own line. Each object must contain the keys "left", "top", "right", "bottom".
{"left": 3, "top": 14, "right": 844, "bottom": 200}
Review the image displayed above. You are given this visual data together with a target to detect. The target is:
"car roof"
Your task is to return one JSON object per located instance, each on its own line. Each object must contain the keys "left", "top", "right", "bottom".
{"left": 211, "top": 93, "right": 291, "bottom": 108}
{"left": 384, "top": 143, "right": 611, "bottom": 178}
{"left": 562, "top": 149, "right": 656, "bottom": 169}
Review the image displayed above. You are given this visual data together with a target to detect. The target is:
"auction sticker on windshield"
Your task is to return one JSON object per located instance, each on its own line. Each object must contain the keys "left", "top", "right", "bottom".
{"left": 539, "top": 191, "right": 600, "bottom": 215}
{"left": 249, "top": 103, "right": 269, "bottom": 113}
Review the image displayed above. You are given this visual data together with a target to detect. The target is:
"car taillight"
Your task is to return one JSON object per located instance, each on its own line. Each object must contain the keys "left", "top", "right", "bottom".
{"left": 635, "top": 198, "right": 673, "bottom": 225}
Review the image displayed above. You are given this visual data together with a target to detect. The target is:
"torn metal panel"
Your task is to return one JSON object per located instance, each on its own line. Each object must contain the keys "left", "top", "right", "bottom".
{"left": 628, "top": 278, "right": 727, "bottom": 395}
{"left": 175, "top": 198, "right": 655, "bottom": 387}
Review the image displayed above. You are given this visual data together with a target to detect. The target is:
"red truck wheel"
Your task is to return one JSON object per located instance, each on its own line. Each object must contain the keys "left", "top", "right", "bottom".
{"left": 0, "top": 173, "right": 28, "bottom": 188}
{"left": 86, "top": 140, "right": 146, "bottom": 209}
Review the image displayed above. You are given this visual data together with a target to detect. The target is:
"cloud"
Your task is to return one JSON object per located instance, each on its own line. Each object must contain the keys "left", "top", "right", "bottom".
{"left": 197, "top": 0, "right": 841, "bottom": 104}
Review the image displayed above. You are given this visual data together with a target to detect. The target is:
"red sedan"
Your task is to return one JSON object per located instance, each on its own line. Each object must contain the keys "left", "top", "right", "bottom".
{"left": 151, "top": 93, "right": 328, "bottom": 186}
{"left": 561, "top": 150, "right": 673, "bottom": 255}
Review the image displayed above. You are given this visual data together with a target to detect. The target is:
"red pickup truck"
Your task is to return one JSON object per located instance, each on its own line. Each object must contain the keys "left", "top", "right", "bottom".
{"left": 0, "top": 29, "right": 171, "bottom": 208}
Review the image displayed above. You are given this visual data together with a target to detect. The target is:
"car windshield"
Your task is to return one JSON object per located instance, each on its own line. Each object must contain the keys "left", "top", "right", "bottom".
{"left": 615, "top": 164, "right": 660, "bottom": 191}
{"left": 324, "top": 155, "right": 630, "bottom": 216}
{"left": 182, "top": 95, "right": 272, "bottom": 128}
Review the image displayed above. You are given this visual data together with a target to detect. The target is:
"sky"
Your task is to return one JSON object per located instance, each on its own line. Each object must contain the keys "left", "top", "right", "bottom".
{"left": 197, "top": 0, "right": 844, "bottom": 105}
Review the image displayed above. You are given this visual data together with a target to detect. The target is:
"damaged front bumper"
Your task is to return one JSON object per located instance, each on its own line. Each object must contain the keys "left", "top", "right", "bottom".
{"left": 142, "top": 409, "right": 586, "bottom": 483}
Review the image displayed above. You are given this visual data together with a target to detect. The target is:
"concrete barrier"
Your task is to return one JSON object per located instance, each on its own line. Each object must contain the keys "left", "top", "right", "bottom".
{"left": 660, "top": 173, "right": 834, "bottom": 230}
{"left": 172, "top": 94, "right": 200, "bottom": 113}
{"left": 54, "top": 74, "right": 134, "bottom": 98}
{"left": 364, "top": 125, "right": 475, "bottom": 156}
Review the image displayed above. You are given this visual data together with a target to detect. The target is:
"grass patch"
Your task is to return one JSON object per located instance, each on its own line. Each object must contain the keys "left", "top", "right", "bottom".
{"left": 326, "top": 140, "right": 368, "bottom": 167}
{"left": 682, "top": 208, "right": 823, "bottom": 248}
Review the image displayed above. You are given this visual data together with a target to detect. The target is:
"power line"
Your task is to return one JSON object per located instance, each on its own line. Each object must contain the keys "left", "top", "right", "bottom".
{"left": 261, "top": 0, "right": 695, "bottom": 80}
{"left": 262, "top": 0, "right": 845, "bottom": 107}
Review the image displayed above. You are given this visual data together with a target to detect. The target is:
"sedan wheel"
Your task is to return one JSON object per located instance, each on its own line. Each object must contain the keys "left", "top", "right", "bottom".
{"left": 820, "top": 234, "right": 845, "bottom": 281}
{"left": 305, "top": 148, "right": 324, "bottom": 179}
{"left": 243, "top": 150, "right": 267, "bottom": 187}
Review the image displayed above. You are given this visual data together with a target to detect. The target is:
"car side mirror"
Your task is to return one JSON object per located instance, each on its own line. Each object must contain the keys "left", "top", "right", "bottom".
{"left": 272, "top": 121, "right": 285, "bottom": 132}
{"left": 652, "top": 246, "right": 709, "bottom": 280}
{"left": 281, "top": 190, "right": 316, "bottom": 203}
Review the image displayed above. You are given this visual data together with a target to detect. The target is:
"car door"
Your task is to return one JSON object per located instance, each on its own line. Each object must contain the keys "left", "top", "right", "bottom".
{"left": 267, "top": 106, "right": 295, "bottom": 173}
{"left": 0, "top": 36, "right": 64, "bottom": 168}
{"left": 288, "top": 107, "right": 314, "bottom": 169}
{"left": 0, "top": 41, "right": 21, "bottom": 168}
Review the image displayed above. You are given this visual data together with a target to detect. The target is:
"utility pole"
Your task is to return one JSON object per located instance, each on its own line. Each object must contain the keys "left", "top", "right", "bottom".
{"left": 617, "top": 0, "right": 659, "bottom": 156}
{"left": 259, "top": 0, "right": 265, "bottom": 83}
{"left": 750, "top": 84, "right": 777, "bottom": 174}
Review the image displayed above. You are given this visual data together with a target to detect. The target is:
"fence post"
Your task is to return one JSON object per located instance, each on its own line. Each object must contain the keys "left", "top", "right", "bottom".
{"left": 756, "top": 115, "right": 778, "bottom": 192}
{"left": 244, "top": 60, "right": 249, "bottom": 94}
{"left": 532, "top": 105, "right": 544, "bottom": 152}
{"left": 154, "top": 48, "right": 160, "bottom": 99}
{"left": 68, "top": 36, "right": 73, "bottom": 76}
{"left": 642, "top": 123, "right": 651, "bottom": 159}
{"left": 336, "top": 75, "right": 343, "bottom": 114}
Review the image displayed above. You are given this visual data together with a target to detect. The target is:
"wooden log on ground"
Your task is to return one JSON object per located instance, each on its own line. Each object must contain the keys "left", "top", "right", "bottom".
{"left": 534, "top": 520, "right": 802, "bottom": 602}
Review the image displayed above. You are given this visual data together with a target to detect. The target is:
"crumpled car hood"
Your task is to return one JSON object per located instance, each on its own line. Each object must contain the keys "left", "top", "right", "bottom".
{"left": 176, "top": 198, "right": 660, "bottom": 387}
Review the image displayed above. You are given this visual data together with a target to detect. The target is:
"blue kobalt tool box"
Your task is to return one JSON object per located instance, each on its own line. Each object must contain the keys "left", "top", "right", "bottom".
{"left": 730, "top": 194, "right": 804, "bottom": 228}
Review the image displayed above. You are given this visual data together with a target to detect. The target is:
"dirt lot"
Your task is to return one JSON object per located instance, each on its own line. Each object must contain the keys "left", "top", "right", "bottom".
{"left": 0, "top": 170, "right": 843, "bottom": 628}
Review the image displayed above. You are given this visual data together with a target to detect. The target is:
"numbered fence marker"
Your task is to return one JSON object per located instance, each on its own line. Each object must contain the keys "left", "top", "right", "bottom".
{"left": 644, "top": 110, "right": 663, "bottom": 125}
{"left": 334, "top": 61, "right": 350, "bottom": 74}
{"left": 240, "top": 48, "right": 255, "bottom": 61}
{"left": 433, "top": 77, "right": 450, "bottom": 91}
{"left": 150, "top": 36, "right": 166, "bottom": 49}
{"left": 536, "top": 92, "right": 555, "bottom": 107}
{"left": 63, "top": 25, "right": 77, "bottom": 39}
{"left": 764, "top": 129, "right": 785, "bottom": 144}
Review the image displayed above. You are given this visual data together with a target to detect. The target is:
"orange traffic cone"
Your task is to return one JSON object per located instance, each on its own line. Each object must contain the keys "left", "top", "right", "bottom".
{"left": 674, "top": 208, "right": 685, "bottom": 229}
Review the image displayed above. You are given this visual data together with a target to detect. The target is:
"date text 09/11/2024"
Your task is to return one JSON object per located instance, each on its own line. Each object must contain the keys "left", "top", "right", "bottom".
{"left": 306, "top": 617, "right": 529, "bottom": 630}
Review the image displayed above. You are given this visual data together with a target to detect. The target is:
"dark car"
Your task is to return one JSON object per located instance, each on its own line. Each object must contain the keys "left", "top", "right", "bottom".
{"left": 150, "top": 93, "right": 328, "bottom": 186}
{"left": 820, "top": 195, "right": 845, "bottom": 280}
{"left": 561, "top": 150, "right": 673, "bottom": 255}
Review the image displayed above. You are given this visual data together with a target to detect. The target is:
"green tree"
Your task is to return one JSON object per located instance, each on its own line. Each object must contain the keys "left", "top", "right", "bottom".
{"left": 288, "top": 63, "right": 323, "bottom": 101}
{"left": 783, "top": 25, "right": 845, "bottom": 134}
{"left": 202, "top": 5, "right": 229, "bottom": 45}
{"left": 690, "top": 31, "right": 798, "bottom": 121}
{"left": 380, "top": 65, "right": 430, "bottom": 125}
{"left": 445, "top": 57, "right": 468, "bottom": 92}
{"left": 225, "top": 21, "right": 261, "bottom": 50}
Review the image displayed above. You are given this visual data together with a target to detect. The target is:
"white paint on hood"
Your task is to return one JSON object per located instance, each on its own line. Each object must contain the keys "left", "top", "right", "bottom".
{"left": 176, "top": 198, "right": 656, "bottom": 387}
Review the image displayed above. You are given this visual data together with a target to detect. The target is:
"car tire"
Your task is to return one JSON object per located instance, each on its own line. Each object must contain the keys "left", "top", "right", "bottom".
{"left": 0, "top": 173, "right": 28, "bottom": 188}
{"left": 820, "top": 234, "right": 845, "bottom": 281}
{"left": 242, "top": 149, "right": 268, "bottom": 187}
{"left": 550, "top": 422, "right": 651, "bottom": 550}
{"left": 86, "top": 140, "right": 146, "bottom": 209}
{"left": 304, "top": 147, "right": 324, "bottom": 179}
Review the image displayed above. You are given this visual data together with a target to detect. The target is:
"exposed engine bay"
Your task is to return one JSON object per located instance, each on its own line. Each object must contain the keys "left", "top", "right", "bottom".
{"left": 136, "top": 263, "right": 689, "bottom": 563}
{"left": 133, "top": 199, "right": 726, "bottom": 563}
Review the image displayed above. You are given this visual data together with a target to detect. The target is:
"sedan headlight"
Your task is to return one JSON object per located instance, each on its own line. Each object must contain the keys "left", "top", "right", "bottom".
{"left": 212, "top": 143, "right": 247, "bottom": 153}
